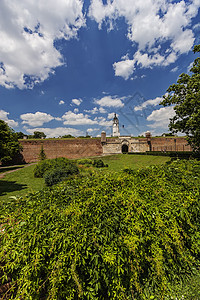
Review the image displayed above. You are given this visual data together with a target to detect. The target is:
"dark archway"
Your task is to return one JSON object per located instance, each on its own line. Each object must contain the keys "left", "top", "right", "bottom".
{"left": 122, "top": 144, "right": 128, "bottom": 153}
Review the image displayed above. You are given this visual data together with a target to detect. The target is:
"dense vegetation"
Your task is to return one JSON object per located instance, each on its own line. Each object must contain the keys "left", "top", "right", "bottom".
{"left": 0, "top": 120, "right": 21, "bottom": 166}
{"left": 0, "top": 155, "right": 169, "bottom": 203}
{"left": 34, "top": 157, "right": 79, "bottom": 186}
{"left": 0, "top": 159, "right": 199, "bottom": 299}
{"left": 161, "top": 44, "right": 200, "bottom": 151}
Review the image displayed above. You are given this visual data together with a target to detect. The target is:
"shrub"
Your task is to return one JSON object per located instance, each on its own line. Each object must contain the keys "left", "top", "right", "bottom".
{"left": 34, "top": 157, "right": 75, "bottom": 178}
{"left": 44, "top": 165, "right": 79, "bottom": 186}
{"left": 93, "top": 159, "right": 108, "bottom": 168}
{"left": 38, "top": 144, "right": 46, "bottom": 161}
{"left": 76, "top": 159, "right": 93, "bottom": 165}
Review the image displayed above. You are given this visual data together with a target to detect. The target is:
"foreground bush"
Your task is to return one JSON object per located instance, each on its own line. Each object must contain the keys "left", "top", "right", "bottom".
{"left": 0, "top": 160, "right": 200, "bottom": 299}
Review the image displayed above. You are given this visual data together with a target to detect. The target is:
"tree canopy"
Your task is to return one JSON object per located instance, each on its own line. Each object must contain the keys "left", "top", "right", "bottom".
{"left": 161, "top": 44, "right": 200, "bottom": 151}
{"left": 0, "top": 120, "right": 22, "bottom": 165}
{"left": 32, "top": 131, "right": 46, "bottom": 139}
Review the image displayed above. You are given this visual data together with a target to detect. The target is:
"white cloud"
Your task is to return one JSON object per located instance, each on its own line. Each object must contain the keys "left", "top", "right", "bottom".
{"left": 187, "top": 61, "right": 194, "bottom": 73}
{"left": 89, "top": 0, "right": 200, "bottom": 79}
{"left": 87, "top": 127, "right": 99, "bottom": 133}
{"left": 107, "top": 112, "right": 118, "bottom": 119}
{"left": 134, "top": 97, "right": 163, "bottom": 111}
{"left": 0, "top": 0, "right": 85, "bottom": 89}
{"left": 84, "top": 107, "right": 99, "bottom": 114}
{"left": 99, "top": 107, "right": 107, "bottom": 113}
{"left": 95, "top": 116, "right": 113, "bottom": 126}
{"left": 0, "top": 109, "right": 18, "bottom": 127}
{"left": 113, "top": 59, "right": 135, "bottom": 80}
{"left": 25, "top": 127, "right": 83, "bottom": 138}
{"left": 74, "top": 108, "right": 79, "bottom": 113}
{"left": 84, "top": 107, "right": 107, "bottom": 114}
{"left": 20, "top": 111, "right": 54, "bottom": 127}
{"left": 95, "top": 96, "right": 124, "bottom": 107}
{"left": 59, "top": 100, "right": 65, "bottom": 105}
{"left": 62, "top": 111, "right": 97, "bottom": 125}
{"left": 71, "top": 98, "right": 83, "bottom": 106}
{"left": 170, "top": 66, "right": 178, "bottom": 73}
{"left": 147, "top": 106, "right": 175, "bottom": 128}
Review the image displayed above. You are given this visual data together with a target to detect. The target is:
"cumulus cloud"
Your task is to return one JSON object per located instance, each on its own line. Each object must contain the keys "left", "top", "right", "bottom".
{"left": 0, "top": 109, "right": 18, "bottom": 127}
{"left": 84, "top": 107, "right": 107, "bottom": 114}
{"left": 0, "top": 0, "right": 85, "bottom": 89}
{"left": 62, "top": 111, "right": 98, "bottom": 125}
{"left": 20, "top": 111, "right": 54, "bottom": 127}
{"left": 107, "top": 112, "right": 118, "bottom": 119}
{"left": 25, "top": 127, "right": 83, "bottom": 138}
{"left": 59, "top": 100, "right": 65, "bottom": 105}
{"left": 95, "top": 96, "right": 124, "bottom": 107}
{"left": 71, "top": 98, "right": 83, "bottom": 106}
{"left": 84, "top": 107, "right": 99, "bottom": 114}
{"left": 134, "top": 97, "right": 163, "bottom": 111}
{"left": 113, "top": 59, "right": 135, "bottom": 80}
{"left": 89, "top": 0, "right": 200, "bottom": 79}
{"left": 96, "top": 116, "right": 113, "bottom": 126}
{"left": 147, "top": 106, "right": 175, "bottom": 128}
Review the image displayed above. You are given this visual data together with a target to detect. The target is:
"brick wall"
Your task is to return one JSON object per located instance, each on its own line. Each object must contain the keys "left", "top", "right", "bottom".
{"left": 19, "top": 139, "right": 103, "bottom": 163}
{"left": 150, "top": 137, "right": 192, "bottom": 151}
{"left": 17, "top": 136, "right": 192, "bottom": 164}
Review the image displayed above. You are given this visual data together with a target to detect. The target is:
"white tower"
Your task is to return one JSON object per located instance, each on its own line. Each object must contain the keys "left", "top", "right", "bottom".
{"left": 112, "top": 113, "right": 120, "bottom": 137}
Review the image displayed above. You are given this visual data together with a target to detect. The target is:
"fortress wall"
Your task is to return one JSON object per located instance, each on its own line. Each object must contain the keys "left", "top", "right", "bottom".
{"left": 17, "top": 136, "right": 192, "bottom": 164}
{"left": 150, "top": 137, "right": 192, "bottom": 152}
{"left": 19, "top": 139, "right": 103, "bottom": 163}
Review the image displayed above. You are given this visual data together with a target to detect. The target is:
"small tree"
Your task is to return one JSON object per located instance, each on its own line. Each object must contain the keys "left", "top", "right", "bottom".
{"left": 160, "top": 44, "right": 200, "bottom": 151}
{"left": 33, "top": 131, "right": 46, "bottom": 139}
{"left": 39, "top": 144, "right": 46, "bottom": 161}
{"left": 0, "top": 120, "right": 22, "bottom": 165}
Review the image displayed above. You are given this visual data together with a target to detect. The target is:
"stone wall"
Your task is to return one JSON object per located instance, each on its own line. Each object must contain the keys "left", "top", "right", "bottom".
{"left": 102, "top": 137, "right": 149, "bottom": 154}
{"left": 19, "top": 138, "right": 103, "bottom": 163}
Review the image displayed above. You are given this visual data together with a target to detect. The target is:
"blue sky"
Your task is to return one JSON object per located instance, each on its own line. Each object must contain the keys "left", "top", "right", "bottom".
{"left": 0, "top": 0, "right": 200, "bottom": 137}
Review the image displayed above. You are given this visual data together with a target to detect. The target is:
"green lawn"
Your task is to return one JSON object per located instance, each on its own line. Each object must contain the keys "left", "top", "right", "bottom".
{"left": 0, "top": 155, "right": 170, "bottom": 203}
{"left": 100, "top": 154, "right": 170, "bottom": 172}
{"left": 0, "top": 164, "right": 45, "bottom": 203}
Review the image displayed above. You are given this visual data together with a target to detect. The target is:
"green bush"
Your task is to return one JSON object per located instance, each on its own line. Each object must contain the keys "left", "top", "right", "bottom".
{"left": 0, "top": 160, "right": 200, "bottom": 299}
{"left": 44, "top": 165, "right": 79, "bottom": 186}
{"left": 93, "top": 159, "right": 108, "bottom": 168}
{"left": 76, "top": 159, "right": 93, "bottom": 165}
{"left": 34, "top": 157, "right": 75, "bottom": 178}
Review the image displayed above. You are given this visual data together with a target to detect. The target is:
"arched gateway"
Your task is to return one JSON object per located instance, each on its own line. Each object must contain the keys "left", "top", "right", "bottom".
{"left": 122, "top": 144, "right": 128, "bottom": 153}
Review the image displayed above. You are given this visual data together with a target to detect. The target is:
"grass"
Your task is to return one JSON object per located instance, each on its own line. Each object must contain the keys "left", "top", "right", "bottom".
{"left": 0, "top": 165, "right": 25, "bottom": 174}
{"left": 100, "top": 154, "right": 170, "bottom": 172}
{"left": 0, "top": 155, "right": 170, "bottom": 203}
{"left": 0, "top": 165, "right": 45, "bottom": 203}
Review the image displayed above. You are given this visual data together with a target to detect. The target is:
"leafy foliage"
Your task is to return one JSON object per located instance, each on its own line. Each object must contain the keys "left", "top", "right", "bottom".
{"left": 34, "top": 157, "right": 79, "bottom": 186}
{"left": 93, "top": 159, "right": 108, "bottom": 168}
{"left": 44, "top": 165, "right": 79, "bottom": 186}
{"left": 0, "top": 120, "right": 22, "bottom": 166}
{"left": 39, "top": 145, "right": 46, "bottom": 161}
{"left": 0, "top": 160, "right": 200, "bottom": 299}
{"left": 161, "top": 44, "right": 200, "bottom": 151}
{"left": 76, "top": 159, "right": 93, "bottom": 166}
{"left": 32, "top": 131, "right": 46, "bottom": 139}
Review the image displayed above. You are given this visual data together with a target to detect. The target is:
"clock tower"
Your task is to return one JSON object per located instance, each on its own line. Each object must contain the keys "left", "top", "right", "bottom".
{"left": 112, "top": 113, "right": 120, "bottom": 137}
